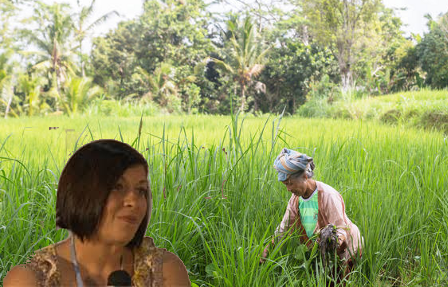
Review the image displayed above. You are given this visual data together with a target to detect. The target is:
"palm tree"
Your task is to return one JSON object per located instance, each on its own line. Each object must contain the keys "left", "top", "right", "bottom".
{"left": 0, "top": 52, "right": 18, "bottom": 118}
{"left": 134, "top": 64, "right": 180, "bottom": 112}
{"left": 73, "top": 0, "right": 118, "bottom": 76}
{"left": 210, "top": 16, "right": 270, "bottom": 112}
{"left": 0, "top": 68, "right": 14, "bottom": 118}
{"left": 60, "top": 76, "right": 103, "bottom": 115}
{"left": 25, "top": 2, "right": 77, "bottom": 105}
{"left": 1, "top": 3, "right": 19, "bottom": 118}
{"left": 16, "top": 73, "right": 48, "bottom": 117}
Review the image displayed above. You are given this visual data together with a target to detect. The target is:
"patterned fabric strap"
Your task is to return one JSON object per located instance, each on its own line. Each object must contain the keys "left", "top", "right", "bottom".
{"left": 132, "top": 237, "right": 166, "bottom": 287}
{"left": 299, "top": 189, "right": 319, "bottom": 238}
{"left": 23, "top": 236, "right": 164, "bottom": 287}
{"left": 24, "top": 245, "right": 60, "bottom": 287}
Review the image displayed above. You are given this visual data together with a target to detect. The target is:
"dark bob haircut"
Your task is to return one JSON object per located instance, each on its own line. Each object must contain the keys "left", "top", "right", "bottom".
{"left": 56, "top": 139, "right": 151, "bottom": 248}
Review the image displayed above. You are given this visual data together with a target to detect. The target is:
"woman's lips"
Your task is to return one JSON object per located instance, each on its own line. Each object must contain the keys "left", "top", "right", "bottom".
{"left": 118, "top": 215, "right": 139, "bottom": 224}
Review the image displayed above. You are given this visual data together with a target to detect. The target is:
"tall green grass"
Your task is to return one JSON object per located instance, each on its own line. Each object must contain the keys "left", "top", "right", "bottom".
{"left": 0, "top": 115, "right": 447, "bottom": 286}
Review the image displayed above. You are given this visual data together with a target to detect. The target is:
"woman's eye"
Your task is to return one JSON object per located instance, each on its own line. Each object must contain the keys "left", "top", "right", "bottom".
{"left": 138, "top": 188, "right": 148, "bottom": 196}
{"left": 113, "top": 183, "right": 124, "bottom": 191}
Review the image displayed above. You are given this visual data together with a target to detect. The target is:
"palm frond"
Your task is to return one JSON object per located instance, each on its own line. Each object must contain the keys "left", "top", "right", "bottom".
{"left": 248, "top": 64, "right": 265, "bottom": 78}
{"left": 210, "top": 57, "right": 234, "bottom": 74}
{"left": 84, "top": 10, "right": 119, "bottom": 32}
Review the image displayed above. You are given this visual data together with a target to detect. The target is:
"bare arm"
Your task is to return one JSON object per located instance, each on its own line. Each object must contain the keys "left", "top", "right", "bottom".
{"left": 260, "top": 194, "right": 298, "bottom": 263}
{"left": 322, "top": 192, "right": 350, "bottom": 255}
{"left": 3, "top": 266, "right": 38, "bottom": 287}
{"left": 163, "top": 251, "right": 190, "bottom": 287}
{"left": 274, "top": 194, "right": 299, "bottom": 241}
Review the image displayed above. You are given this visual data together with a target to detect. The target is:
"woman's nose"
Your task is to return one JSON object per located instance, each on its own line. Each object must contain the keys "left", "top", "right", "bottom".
{"left": 123, "top": 189, "right": 140, "bottom": 205}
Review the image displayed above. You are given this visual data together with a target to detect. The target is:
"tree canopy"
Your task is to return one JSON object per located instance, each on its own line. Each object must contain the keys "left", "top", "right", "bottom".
{"left": 1, "top": 0, "right": 447, "bottom": 117}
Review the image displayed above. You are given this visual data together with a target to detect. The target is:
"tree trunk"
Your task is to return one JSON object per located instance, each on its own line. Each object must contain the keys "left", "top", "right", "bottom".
{"left": 337, "top": 0, "right": 355, "bottom": 93}
{"left": 80, "top": 39, "right": 85, "bottom": 77}
{"left": 253, "top": 94, "right": 259, "bottom": 113}
{"left": 240, "top": 84, "right": 246, "bottom": 112}
{"left": 52, "top": 71, "right": 64, "bottom": 112}
{"left": 302, "top": 23, "right": 309, "bottom": 45}
{"left": 4, "top": 84, "right": 13, "bottom": 119}
{"left": 340, "top": 68, "right": 352, "bottom": 92}
{"left": 338, "top": 54, "right": 352, "bottom": 92}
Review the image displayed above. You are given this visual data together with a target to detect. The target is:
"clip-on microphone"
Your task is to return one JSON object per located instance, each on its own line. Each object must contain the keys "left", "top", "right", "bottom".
{"left": 107, "top": 270, "right": 132, "bottom": 287}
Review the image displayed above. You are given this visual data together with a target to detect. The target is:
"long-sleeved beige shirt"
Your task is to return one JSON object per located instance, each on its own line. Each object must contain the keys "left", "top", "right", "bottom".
{"left": 274, "top": 181, "right": 362, "bottom": 260}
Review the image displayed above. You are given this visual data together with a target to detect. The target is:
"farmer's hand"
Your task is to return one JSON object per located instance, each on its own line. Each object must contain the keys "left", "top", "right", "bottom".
{"left": 260, "top": 239, "right": 274, "bottom": 264}
{"left": 259, "top": 246, "right": 269, "bottom": 264}
{"left": 337, "top": 238, "right": 347, "bottom": 256}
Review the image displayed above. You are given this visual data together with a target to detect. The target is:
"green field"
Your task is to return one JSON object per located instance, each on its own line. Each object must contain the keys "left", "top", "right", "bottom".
{"left": 1, "top": 115, "right": 447, "bottom": 286}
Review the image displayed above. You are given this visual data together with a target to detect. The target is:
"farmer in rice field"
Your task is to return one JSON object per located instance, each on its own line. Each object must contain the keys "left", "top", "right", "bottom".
{"left": 260, "top": 148, "right": 362, "bottom": 271}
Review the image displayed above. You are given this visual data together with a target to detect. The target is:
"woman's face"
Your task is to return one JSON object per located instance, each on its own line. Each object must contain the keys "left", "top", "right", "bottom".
{"left": 96, "top": 165, "right": 149, "bottom": 245}
{"left": 282, "top": 172, "right": 308, "bottom": 197}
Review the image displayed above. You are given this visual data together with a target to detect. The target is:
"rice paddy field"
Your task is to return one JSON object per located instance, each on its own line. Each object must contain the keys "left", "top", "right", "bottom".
{"left": 0, "top": 114, "right": 447, "bottom": 286}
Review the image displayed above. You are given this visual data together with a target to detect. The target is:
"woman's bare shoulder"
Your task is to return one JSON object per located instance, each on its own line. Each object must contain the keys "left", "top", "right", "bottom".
{"left": 4, "top": 240, "right": 66, "bottom": 287}
{"left": 3, "top": 265, "right": 38, "bottom": 287}
{"left": 162, "top": 251, "right": 190, "bottom": 286}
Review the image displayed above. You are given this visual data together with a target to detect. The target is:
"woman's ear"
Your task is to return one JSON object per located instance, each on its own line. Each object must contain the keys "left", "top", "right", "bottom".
{"left": 303, "top": 173, "right": 308, "bottom": 181}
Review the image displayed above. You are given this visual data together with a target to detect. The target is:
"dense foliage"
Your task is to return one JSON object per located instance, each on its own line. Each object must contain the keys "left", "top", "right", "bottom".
{"left": 416, "top": 12, "right": 448, "bottom": 89}
{"left": 297, "top": 89, "right": 448, "bottom": 134}
{"left": 0, "top": 0, "right": 447, "bottom": 117}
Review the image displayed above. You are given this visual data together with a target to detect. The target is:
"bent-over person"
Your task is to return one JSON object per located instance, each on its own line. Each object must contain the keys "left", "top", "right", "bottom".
{"left": 260, "top": 148, "right": 362, "bottom": 275}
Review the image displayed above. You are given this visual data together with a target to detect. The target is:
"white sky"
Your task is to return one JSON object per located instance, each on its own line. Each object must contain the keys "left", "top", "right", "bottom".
{"left": 25, "top": 0, "right": 448, "bottom": 42}
{"left": 383, "top": 0, "right": 448, "bottom": 36}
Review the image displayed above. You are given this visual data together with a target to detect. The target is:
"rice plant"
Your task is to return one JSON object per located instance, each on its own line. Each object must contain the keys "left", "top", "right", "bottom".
{"left": 0, "top": 114, "right": 447, "bottom": 286}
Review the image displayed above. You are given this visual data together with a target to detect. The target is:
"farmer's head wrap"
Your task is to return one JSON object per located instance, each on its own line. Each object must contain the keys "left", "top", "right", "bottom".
{"left": 273, "top": 148, "right": 314, "bottom": 181}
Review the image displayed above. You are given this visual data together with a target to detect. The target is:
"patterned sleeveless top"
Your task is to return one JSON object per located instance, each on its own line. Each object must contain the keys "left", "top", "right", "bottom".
{"left": 23, "top": 237, "right": 165, "bottom": 287}
{"left": 298, "top": 187, "right": 319, "bottom": 238}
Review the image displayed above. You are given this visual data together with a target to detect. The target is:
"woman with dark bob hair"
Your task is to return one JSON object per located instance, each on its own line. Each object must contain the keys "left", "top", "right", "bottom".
{"left": 5, "top": 139, "right": 190, "bottom": 287}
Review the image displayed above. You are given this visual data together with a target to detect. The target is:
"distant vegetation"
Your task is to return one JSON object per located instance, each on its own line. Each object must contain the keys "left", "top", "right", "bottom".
{"left": 1, "top": 0, "right": 448, "bottom": 117}
{"left": 298, "top": 90, "right": 448, "bottom": 134}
